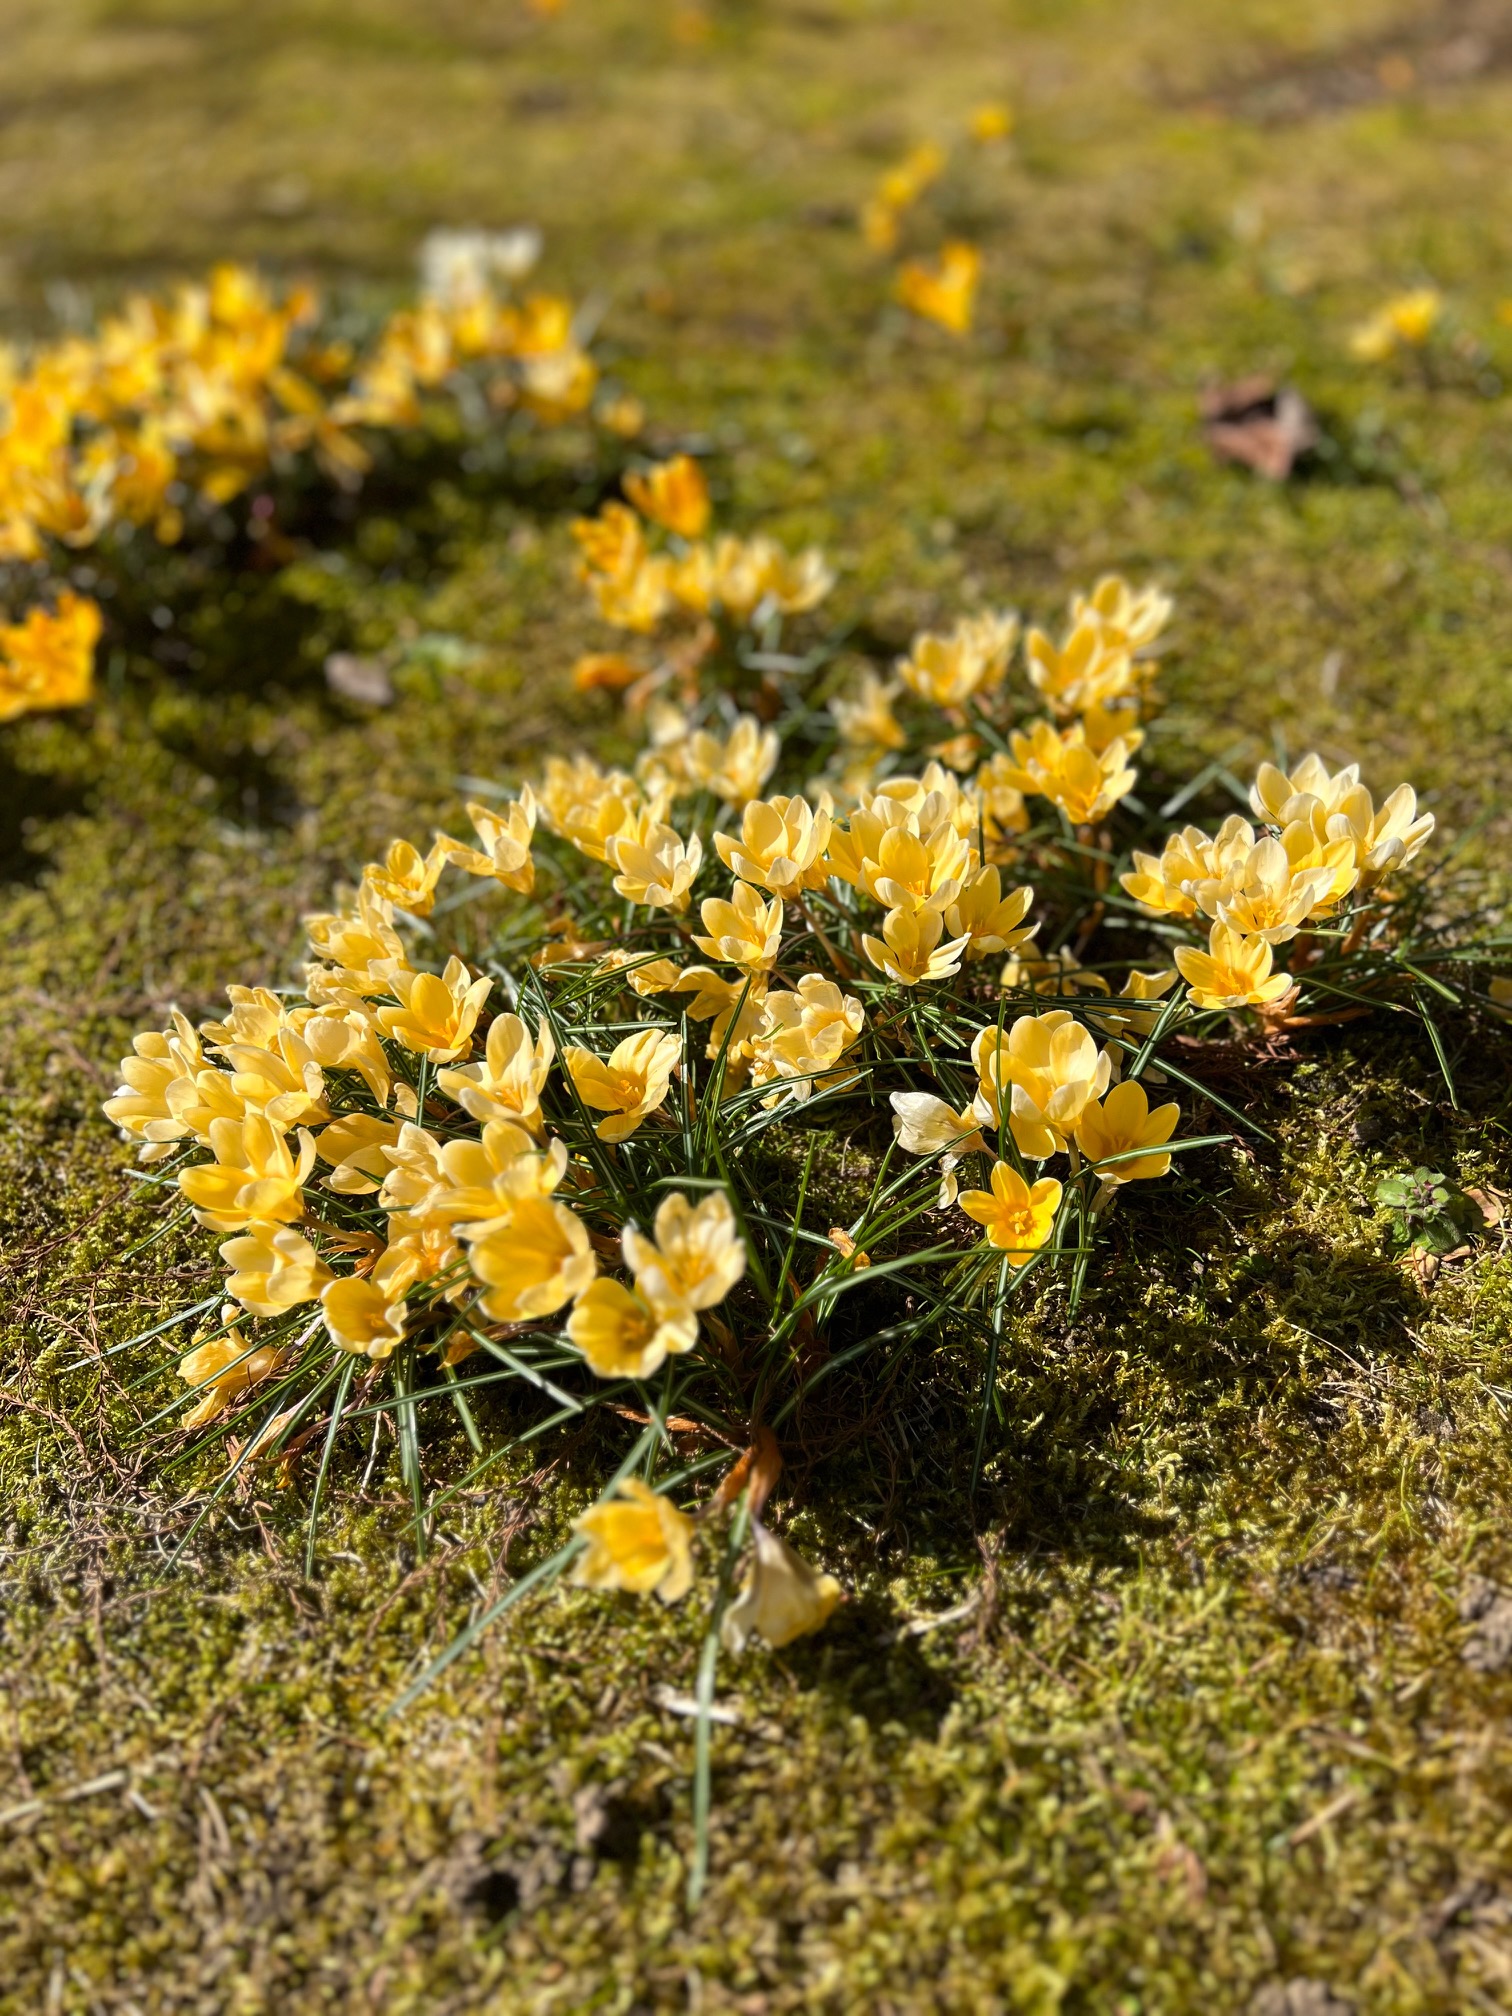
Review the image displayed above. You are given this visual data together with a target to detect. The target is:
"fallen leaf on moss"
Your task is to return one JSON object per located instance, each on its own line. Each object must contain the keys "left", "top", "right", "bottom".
{"left": 1201, "top": 375, "right": 1318, "bottom": 480}
{"left": 324, "top": 652, "right": 394, "bottom": 705}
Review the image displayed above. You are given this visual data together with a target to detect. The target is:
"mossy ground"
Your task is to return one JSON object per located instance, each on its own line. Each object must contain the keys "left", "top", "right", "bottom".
{"left": 4, "top": 3, "right": 1512, "bottom": 2009}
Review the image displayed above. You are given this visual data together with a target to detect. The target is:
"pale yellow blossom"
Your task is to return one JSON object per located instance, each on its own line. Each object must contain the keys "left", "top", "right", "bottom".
{"left": 862, "top": 904, "right": 971, "bottom": 986}
{"left": 567, "top": 1277, "right": 698, "bottom": 1379}
{"left": 565, "top": 1027, "right": 681, "bottom": 1141}
{"left": 722, "top": 1523, "right": 842, "bottom": 1650}
{"left": 376, "top": 957, "right": 492, "bottom": 1063}
{"left": 573, "top": 1479, "right": 695, "bottom": 1602}
{"left": 622, "top": 1189, "right": 746, "bottom": 1317}
{"left": 436, "top": 1012, "right": 554, "bottom": 1131}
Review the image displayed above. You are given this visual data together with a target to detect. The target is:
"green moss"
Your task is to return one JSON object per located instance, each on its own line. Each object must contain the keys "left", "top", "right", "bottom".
{"left": 5, "top": 2, "right": 1512, "bottom": 2009}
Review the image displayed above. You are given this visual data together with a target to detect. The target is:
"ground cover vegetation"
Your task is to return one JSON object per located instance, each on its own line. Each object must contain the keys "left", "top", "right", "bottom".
{"left": 4, "top": 2, "right": 1512, "bottom": 2011}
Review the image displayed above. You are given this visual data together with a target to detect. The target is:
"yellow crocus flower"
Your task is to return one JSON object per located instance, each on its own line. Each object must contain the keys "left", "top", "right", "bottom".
{"left": 969, "top": 102, "right": 1014, "bottom": 143}
{"left": 1025, "top": 616, "right": 1135, "bottom": 718}
{"left": 572, "top": 1479, "right": 695, "bottom": 1603}
{"left": 376, "top": 957, "right": 493, "bottom": 1063}
{"left": 436, "top": 1011, "right": 555, "bottom": 1131}
{"left": 179, "top": 1327, "right": 287, "bottom": 1430}
{"left": 622, "top": 1189, "right": 746, "bottom": 1319}
{"left": 564, "top": 1027, "right": 681, "bottom": 1141}
{"left": 1174, "top": 925, "right": 1293, "bottom": 1010}
{"left": 957, "top": 1162, "right": 1062, "bottom": 1263}
{"left": 0, "top": 590, "right": 101, "bottom": 722}
{"left": 605, "top": 810, "right": 703, "bottom": 912}
{"left": 1070, "top": 574, "right": 1173, "bottom": 655}
{"left": 1005, "top": 720, "right": 1138, "bottom": 827}
{"left": 178, "top": 1115, "right": 316, "bottom": 1232}
{"left": 1349, "top": 287, "right": 1441, "bottom": 362}
{"left": 714, "top": 793, "right": 832, "bottom": 896}
{"left": 439, "top": 788, "right": 537, "bottom": 894}
{"left": 693, "top": 882, "right": 784, "bottom": 972}
{"left": 1074, "top": 1081, "right": 1180, "bottom": 1187}
{"left": 862, "top": 904, "right": 971, "bottom": 986}
{"left": 897, "top": 240, "right": 982, "bottom": 336}
{"left": 220, "top": 1226, "right": 332, "bottom": 1316}
{"left": 566, "top": 1277, "right": 698, "bottom": 1380}
{"left": 466, "top": 1195, "right": 597, "bottom": 1323}
{"left": 685, "top": 714, "right": 780, "bottom": 806}
{"left": 750, "top": 974, "right": 865, "bottom": 1105}
{"left": 362, "top": 836, "right": 450, "bottom": 918}
{"left": 829, "top": 670, "right": 907, "bottom": 755}
{"left": 898, "top": 609, "right": 1018, "bottom": 708}
{"left": 320, "top": 1277, "right": 407, "bottom": 1361}
{"left": 103, "top": 1009, "right": 207, "bottom": 1161}
{"left": 535, "top": 753, "right": 641, "bottom": 863}
{"left": 622, "top": 453, "right": 711, "bottom": 539}
{"left": 944, "top": 866, "right": 1036, "bottom": 961}
{"left": 314, "top": 1112, "right": 403, "bottom": 1195}
{"left": 972, "top": 1011, "right": 1113, "bottom": 1159}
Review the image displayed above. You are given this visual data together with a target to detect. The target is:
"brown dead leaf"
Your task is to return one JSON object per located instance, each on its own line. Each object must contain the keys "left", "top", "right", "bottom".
{"left": 1201, "top": 374, "right": 1319, "bottom": 480}
{"left": 1409, "top": 1246, "right": 1440, "bottom": 1289}
{"left": 1466, "top": 1186, "right": 1504, "bottom": 1228}
{"left": 710, "top": 1424, "right": 783, "bottom": 1517}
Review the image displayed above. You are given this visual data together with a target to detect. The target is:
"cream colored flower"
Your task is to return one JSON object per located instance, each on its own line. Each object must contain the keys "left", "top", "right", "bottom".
{"left": 298, "top": 1007, "right": 393, "bottom": 1105}
{"left": 889, "top": 1091, "right": 986, "bottom": 1161}
{"left": 535, "top": 753, "right": 641, "bottom": 862}
{"left": 971, "top": 752, "right": 1030, "bottom": 848}
{"left": 1192, "top": 832, "right": 1351, "bottom": 943}
{"left": 303, "top": 887, "right": 408, "bottom": 1000}
{"left": 858, "top": 818, "right": 974, "bottom": 915}
{"left": 1121, "top": 815, "right": 1254, "bottom": 920}
{"left": 433, "top": 1120, "right": 569, "bottom": 1231}
{"left": 722, "top": 1523, "right": 842, "bottom": 1650}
